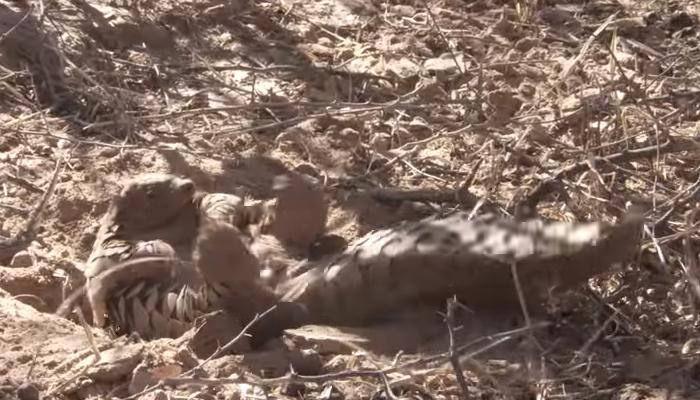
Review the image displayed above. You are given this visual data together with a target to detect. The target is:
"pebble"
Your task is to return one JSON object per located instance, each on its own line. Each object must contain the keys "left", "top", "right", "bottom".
{"left": 390, "top": 5, "right": 415, "bottom": 17}
{"left": 282, "top": 382, "right": 307, "bottom": 397}
{"left": 17, "top": 383, "right": 40, "bottom": 400}
{"left": 98, "top": 147, "right": 119, "bottom": 158}
{"left": 56, "top": 139, "right": 72, "bottom": 149}
{"left": 10, "top": 251, "right": 33, "bottom": 268}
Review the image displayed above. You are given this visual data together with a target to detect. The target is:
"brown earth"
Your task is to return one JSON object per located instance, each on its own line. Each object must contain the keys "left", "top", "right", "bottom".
{"left": 2, "top": 0, "right": 700, "bottom": 398}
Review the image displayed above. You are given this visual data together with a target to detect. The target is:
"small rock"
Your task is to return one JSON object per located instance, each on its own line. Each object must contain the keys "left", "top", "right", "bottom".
{"left": 369, "top": 133, "right": 391, "bottom": 153}
{"left": 56, "top": 139, "right": 72, "bottom": 149}
{"left": 514, "top": 37, "right": 539, "bottom": 52}
{"left": 174, "top": 348, "right": 200, "bottom": 371}
{"left": 282, "top": 382, "right": 307, "bottom": 397}
{"left": 288, "top": 348, "right": 322, "bottom": 375}
{"left": 33, "top": 145, "right": 52, "bottom": 157}
{"left": 519, "top": 83, "right": 536, "bottom": 98}
{"left": 487, "top": 90, "right": 523, "bottom": 125}
{"left": 682, "top": 338, "right": 700, "bottom": 355}
{"left": 240, "top": 340, "right": 295, "bottom": 378}
{"left": 390, "top": 5, "right": 415, "bottom": 17}
{"left": 99, "top": 147, "right": 120, "bottom": 158}
{"left": 200, "top": 355, "right": 243, "bottom": 378}
{"left": 317, "top": 37, "right": 332, "bottom": 46}
{"left": 319, "top": 384, "right": 344, "bottom": 400}
{"left": 16, "top": 383, "right": 40, "bottom": 400}
{"left": 423, "top": 53, "right": 465, "bottom": 74}
{"left": 331, "top": 127, "right": 361, "bottom": 147}
{"left": 78, "top": 343, "right": 143, "bottom": 382}
{"left": 80, "top": 228, "right": 97, "bottom": 250}
{"left": 129, "top": 363, "right": 182, "bottom": 395}
{"left": 294, "top": 163, "right": 321, "bottom": 179}
{"left": 10, "top": 251, "right": 33, "bottom": 268}
{"left": 668, "top": 12, "right": 695, "bottom": 32}
{"left": 138, "top": 389, "right": 169, "bottom": 400}
{"left": 56, "top": 197, "right": 92, "bottom": 224}
{"left": 491, "top": 16, "right": 523, "bottom": 41}
{"left": 384, "top": 57, "right": 420, "bottom": 79}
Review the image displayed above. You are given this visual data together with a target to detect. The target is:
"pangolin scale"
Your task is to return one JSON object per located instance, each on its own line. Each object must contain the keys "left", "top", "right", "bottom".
{"left": 274, "top": 211, "right": 643, "bottom": 325}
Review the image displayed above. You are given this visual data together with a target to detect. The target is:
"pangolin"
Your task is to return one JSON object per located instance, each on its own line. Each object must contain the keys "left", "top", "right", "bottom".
{"left": 57, "top": 172, "right": 327, "bottom": 340}
{"left": 64, "top": 173, "right": 644, "bottom": 347}
{"left": 275, "top": 211, "right": 643, "bottom": 326}
{"left": 76, "top": 217, "right": 308, "bottom": 345}
{"left": 184, "top": 210, "right": 643, "bottom": 343}
{"left": 68, "top": 201, "right": 644, "bottom": 346}
{"left": 97, "top": 172, "right": 328, "bottom": 340}
{"left": 57, "top": 173, "right": 247, "bottom": 335}
{"left": 56, "top": 174, "right": 201, "bottom": 325}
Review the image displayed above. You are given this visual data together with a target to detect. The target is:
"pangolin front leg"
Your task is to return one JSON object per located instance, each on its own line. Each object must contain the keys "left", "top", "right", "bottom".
{"left": 193, "top": 218, "right": 310, "bottom": 346}
{"left": 244, "top": 173, "right": 330, "bottom": 285}
{"left": 196, "top": 172, "right": 329, "bottom": 289}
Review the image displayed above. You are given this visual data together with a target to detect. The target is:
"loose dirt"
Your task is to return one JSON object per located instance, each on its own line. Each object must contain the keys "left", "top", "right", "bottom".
{"left": 2, "top": 0, "right": 700, "bottom": 398}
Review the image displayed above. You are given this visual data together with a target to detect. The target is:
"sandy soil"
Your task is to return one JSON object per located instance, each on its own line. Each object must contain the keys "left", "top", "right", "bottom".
{"left": 2, "top": 0, "right": 700, "bottom": 398}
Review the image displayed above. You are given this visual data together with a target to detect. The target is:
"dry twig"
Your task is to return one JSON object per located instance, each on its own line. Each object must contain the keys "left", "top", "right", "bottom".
{"left": 444, "top": 297, "right": 470, "bottom": 399}
{"left": 518, "top": 137, "right": 697, "bottom": 213}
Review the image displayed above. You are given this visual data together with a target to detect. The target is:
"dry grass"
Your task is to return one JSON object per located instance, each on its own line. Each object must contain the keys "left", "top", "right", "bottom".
{"left": 2, "top": 0, "right": 700, "bottom": 398}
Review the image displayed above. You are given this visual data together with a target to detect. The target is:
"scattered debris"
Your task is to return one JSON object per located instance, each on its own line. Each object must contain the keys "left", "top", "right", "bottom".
{"left": 2, "top": 0, "right": 700, "bottom": 398}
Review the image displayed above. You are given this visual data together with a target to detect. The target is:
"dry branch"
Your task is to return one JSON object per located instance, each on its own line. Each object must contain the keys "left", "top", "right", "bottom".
{"left": 517, "top": 137, "right": 698, "bottom": 214}
{"left": 444, "top": 297, "right": 470, "bottom": 399}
